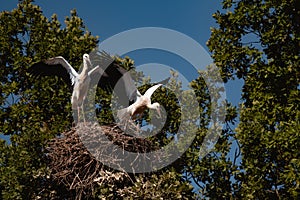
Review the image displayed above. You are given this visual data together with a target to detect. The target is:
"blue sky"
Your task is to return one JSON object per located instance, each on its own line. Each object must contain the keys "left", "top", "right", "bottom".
{"left": 1, "top": 0, "right": 243, "bottom": 185}
{"left": 1, "top": 1, "right": 220, "bottom": 47}
{"left": 1, "top": 0, "right": 242, "bottom": 106}
{"left": 1, "top": 0, "right": 243, "bottom": 160}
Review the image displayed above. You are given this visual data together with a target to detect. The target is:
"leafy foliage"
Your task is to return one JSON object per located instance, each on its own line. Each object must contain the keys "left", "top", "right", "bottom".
{"left": 207, "top": 0, "right": 300, "bottom": 198}
{"left": 118, "top": 170, "right": 195, "bottom": 199}
{"left": 0, "top": 0, "right": 98, "bottom": 198}
{"left": 0, "top": 1, "right": 215, "bottom": 199}
{"left": 5, "top": 0, "right": 297, "bottom": 199}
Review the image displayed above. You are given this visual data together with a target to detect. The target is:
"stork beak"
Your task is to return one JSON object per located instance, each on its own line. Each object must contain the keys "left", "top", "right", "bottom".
{"left": 156, "top": 107, "right": 162, "bottom": 118}
{"left": 87, "top": 57, "right": 92, "bottom": 67}
{"left": 83, "top": 54, "right": 92, "bottom": 67}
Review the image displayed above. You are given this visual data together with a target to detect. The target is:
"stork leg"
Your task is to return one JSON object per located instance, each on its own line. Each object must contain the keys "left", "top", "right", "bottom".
{"left": 81, "top": 105, "right": 86, "bottom": 124}
{"left": 127, "top": 118, "right": 140, "bottom": 136}
{"left": 119, "top": 117, "right": 135, "bottom": 136}
{"left": 118, "top": 116, "right": 129, "bottom": 134}
{"left": 135, "top": 120, "right": 141, "bottom": 135}
{"left": 77, "top": 106, "right": 81, "bottom": 124}
{"left": 71, "top": 94, "right": 81, "bottom": 125}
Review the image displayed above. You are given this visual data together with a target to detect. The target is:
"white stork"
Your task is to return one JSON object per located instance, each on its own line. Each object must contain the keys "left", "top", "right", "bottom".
{"left": 117, "top": 84, "right": 163, "bottom": 123}
{"left": 29, "top": 52, "right": 138, "bottom": 123}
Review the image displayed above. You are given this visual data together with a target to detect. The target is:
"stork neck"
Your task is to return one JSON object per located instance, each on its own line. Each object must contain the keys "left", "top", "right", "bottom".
{"left": 147, "top": 103, "right": 155, "bottom": 109}
{"left": 81, "top": 64, "right": 89, "bottom": 75}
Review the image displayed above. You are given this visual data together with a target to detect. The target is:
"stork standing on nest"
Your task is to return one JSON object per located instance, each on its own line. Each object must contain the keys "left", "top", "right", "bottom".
{"left": 29, "top": 52, "right": 138, "bottom": 123}
{"left": 117, "top": 84, "right": 163, "bottom": 124}
{"left": 30, "top": 54, "right": 102, "bottom": 123}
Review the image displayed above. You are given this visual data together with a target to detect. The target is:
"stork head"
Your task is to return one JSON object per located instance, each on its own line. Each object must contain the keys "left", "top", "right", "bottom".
{"left": 83, "top": 53, "right": 92, "bottom": 68}
{"left": 149, "top": 102, "right": 161, "bottom": 118}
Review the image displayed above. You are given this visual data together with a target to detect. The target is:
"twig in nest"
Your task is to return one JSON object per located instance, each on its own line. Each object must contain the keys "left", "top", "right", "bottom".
{"left": 46, "top": 122, "right": 161, "bottom": 199}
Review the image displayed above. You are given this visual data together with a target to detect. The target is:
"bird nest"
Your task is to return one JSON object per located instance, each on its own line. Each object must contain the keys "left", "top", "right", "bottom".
{"left": 46, "top": 122, "right": 162, "bottom": 199}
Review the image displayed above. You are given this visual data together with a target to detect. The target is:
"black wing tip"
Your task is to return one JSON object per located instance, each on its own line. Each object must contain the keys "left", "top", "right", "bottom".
{"left": 96, "top": 50, "right": 112, "bottom": 60}
{"left": 157, "top": 77, "right": 170, "bottom": 85}
{"left": 28, "top": 61, "right": 45, "bottom": 75}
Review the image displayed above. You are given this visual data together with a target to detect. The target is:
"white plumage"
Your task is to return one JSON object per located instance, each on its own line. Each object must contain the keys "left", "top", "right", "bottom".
{"left": 43, "top": 54, "right": 103, "bottom": 122}
{"left": 117, "top": 84, "right": 162, "bottom": 122}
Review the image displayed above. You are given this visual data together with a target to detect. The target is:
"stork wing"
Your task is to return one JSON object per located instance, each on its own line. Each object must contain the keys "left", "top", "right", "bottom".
{"left": 132, "top": 77, "right": 169, "bottom": 104}
{"left": 88, "top": 65, "right": 105, "bottom": 77}
{"left": 136, "top": 90, "right": 142, "bottom": 100}
{"left": 29, "top": 56, "right": 78, "bottom": 87}
{"left": 45, "top": 56, "right": 78, "bottom": 85}
{"left": 118, "top": 69, "right": 138, "bottom": 103}
{"left": 144, "top": 84, "right": 162, "bottom": 99}
{"left": 99, "top": 65, "right": 138, "bottom": 106}
{"left": 89, "top": 52, "right": 138, "bottom": 106}
{"left": 156, "top": 77, "right": 170, "bottom": 85}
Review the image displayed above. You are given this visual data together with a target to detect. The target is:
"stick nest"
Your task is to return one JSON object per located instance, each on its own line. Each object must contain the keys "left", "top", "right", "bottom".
{"left": 46, "top": 122, "right": 162, "bottom": 199}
